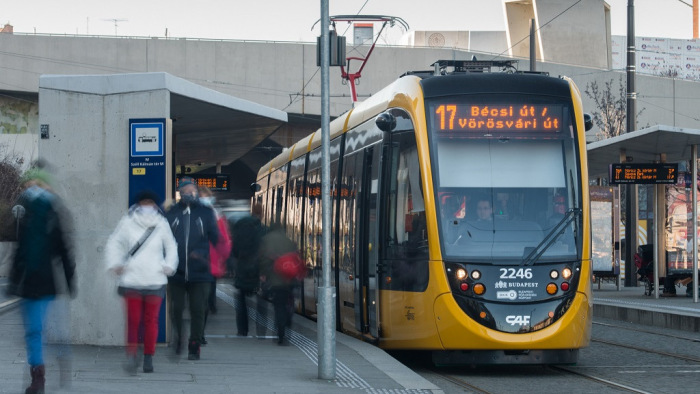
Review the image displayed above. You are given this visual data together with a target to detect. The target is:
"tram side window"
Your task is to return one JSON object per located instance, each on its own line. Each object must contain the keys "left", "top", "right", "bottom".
{"left": 274, "top": 185, "right": 284, "bottom": 227}
{"left": 305, "top": 168, "right": 322, "bottom": 273}
{"left": 288, "top": 177, "right": 303, "bottom": 246}
{"left": 383, "top": 131, "right": 428, "bottom": 292}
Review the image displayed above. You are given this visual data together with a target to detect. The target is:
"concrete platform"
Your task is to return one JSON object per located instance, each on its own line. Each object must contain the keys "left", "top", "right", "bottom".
{"left": 2, "top": 276, "right": 699, "bottom": 393}
{"left": 0, "top": 281, "right": 441, "bottom": 394}
{"left": 593, "top": 281, "right": 700, "bottom": 332}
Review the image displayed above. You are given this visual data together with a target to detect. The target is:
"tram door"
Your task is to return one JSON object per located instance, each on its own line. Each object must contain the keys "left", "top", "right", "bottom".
{"left": 358, "top": 145, "right": 381, "bottom": 337}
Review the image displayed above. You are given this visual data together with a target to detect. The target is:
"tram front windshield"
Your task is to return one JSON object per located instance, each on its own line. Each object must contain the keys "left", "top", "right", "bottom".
{"left": 427, "top": 97, "right": 582, "bottom": 263}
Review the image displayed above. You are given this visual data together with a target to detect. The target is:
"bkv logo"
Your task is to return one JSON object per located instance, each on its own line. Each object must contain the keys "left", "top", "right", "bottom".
{"left": 496, "top": 290, "right": 517, "bottom": 300}
{"left": 505, "top": 315, "right": 531, "bottom": 326}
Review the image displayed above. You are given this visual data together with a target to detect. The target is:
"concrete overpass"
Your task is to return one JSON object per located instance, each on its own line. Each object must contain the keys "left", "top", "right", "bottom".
{"left": 2, "top": 31, "right": 700, "bottom": 200}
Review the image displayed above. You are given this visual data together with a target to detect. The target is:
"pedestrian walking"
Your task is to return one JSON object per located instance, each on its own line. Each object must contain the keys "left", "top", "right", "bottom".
{"left": 260, "top": 224, "right": 303, "bottom": 345}
{"left": 105, "top": 190, "right": 178, "bottom": 374}
{"left": 8, "top": 167, "right": 76, "bottom": 394}
{"left": 231, "top": 203, "right": 265, "bottom": 337}
{"left": 165, "top": 177, "right": 219, "bottom": 360}
{"left": 198, "top": 186, "right": 231, "bottom": 344}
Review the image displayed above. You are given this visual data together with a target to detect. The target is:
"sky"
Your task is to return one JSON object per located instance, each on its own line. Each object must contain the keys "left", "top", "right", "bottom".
{"left": 0, "top": 1, "right": 696, "bottom": 42}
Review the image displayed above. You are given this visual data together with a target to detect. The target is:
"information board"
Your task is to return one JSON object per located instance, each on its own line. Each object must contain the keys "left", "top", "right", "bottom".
{"left": 128, "top": 119, "right": 167, "bottom": 205}
{"left": 128, "top": 118, "right": 168, "bottom": 343}
{"left": 609, "top": 163, "right": 678, "bottom": 184}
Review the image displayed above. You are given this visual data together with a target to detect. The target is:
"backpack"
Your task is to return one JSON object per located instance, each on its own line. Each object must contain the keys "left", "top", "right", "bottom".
{"left": 273, "top": 252, "right": 305, "bottom": 281}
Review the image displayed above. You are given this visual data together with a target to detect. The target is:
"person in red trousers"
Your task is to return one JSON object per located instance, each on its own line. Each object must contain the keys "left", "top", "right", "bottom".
{"left": 106, "top": 190, "right": 178, "bottom": 374}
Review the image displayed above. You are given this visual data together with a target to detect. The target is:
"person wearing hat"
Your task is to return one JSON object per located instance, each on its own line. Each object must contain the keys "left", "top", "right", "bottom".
{"left": 8, "top": 167, "right": 76, "bottom": 394}
{"left": 105, "top": 190, "right": 178, "bottom": 374}
{"left": 165, "top": 177, "right": 219, "bottom": 360}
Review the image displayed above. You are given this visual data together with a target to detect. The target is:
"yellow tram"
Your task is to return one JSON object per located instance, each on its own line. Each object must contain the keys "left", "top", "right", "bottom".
{"left": 255, "top": 60, "right": 593, "bottom": 364}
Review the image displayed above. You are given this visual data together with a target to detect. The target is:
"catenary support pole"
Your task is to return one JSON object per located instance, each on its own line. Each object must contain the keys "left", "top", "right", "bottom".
{"left": 693, "top": 145, "right": 698, "bottom": 303}
{"left": 530, "top": 19, "right": 536, "bottom": 71}
{"left": 624, "top": 0, "right": 638, "bottom": 288}
{"left": 653, "top": 184, "right": 659, "bottom": 299}
{"left": 318, "top": 0, "right": 336, "bottom": 380}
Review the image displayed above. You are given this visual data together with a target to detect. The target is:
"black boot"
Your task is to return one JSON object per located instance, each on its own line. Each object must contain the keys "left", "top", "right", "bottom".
{"left": 187, "top": 340, "right": 200, "bottom": 360}
{"left": 25, "top": 365, "right": 45, "bottom": 394}
{"left": 143, "top": 354, "right": 154, "bottom": 373}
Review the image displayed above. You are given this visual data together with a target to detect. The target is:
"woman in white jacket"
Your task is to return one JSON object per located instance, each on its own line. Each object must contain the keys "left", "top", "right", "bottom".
{"left": 105, "top": 190, "right": 178, "bottom": 374}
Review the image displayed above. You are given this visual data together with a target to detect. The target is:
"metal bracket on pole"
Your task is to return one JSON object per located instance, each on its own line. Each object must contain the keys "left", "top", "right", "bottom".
{"left": 313, "top": 15, "right": 409, "bottom": 103}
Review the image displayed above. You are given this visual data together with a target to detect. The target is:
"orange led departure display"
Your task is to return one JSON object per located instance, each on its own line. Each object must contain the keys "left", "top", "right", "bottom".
{"left": 609, "top": 163, "right": 678, "bottom": 185}
{"left": 433, "top": 104, "right": 563, "bottom": 132}
{"left": 176, "top": 175, "right": 229, "bottom": 191}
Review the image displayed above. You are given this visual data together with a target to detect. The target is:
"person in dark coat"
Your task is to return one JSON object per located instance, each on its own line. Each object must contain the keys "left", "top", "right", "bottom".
{"left": 165, "top": 177, "right": 219, "bottom": 360}
{"left": 8, "top": 168, "right": 75, "bottom": 394}
{"left": 259, "top": 224, "right": 300, "bottom": 345}
{"left": 231, "top": 203, "right": 265, "bottom": 337}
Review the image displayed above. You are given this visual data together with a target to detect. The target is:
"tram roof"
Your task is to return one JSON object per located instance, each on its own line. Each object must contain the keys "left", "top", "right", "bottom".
{"left": 587, "top": 125, "right": 700, "bottom": 178}
{"left": 257, "top": 75, "right": 423, "bottom": 179}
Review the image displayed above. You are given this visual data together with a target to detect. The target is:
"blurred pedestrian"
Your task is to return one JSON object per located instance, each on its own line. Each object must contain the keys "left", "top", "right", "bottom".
{"left": 7, "top": 167, "right": 76, "bottom": 394}
{"left": 105, "top": 190, "right": 178, "bottom": 374}
{"left": 198, "top": 186, "right": 231, "bottom": 344}
{"left": 260, "top": 224, "right": 302, "bottom": 345}
{"left": 166, "top": 177, "right": 219, "bottom": 360}
{"left": 231, "top": 203, "right": 265, "bottom": 337}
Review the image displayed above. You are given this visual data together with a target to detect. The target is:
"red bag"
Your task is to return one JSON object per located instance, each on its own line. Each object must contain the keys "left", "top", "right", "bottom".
{"left": 210, "top": 216, "right": 232, "bottom": 278}
{"left": 273, "top": 252, "right": 305, "bottom": 281}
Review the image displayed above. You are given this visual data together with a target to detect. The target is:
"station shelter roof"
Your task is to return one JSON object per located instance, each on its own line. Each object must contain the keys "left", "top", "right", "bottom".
{"left": 587, "top": 125, "right": 700, "bottom": 178}
{"left": 39, "top": 72, "right": 287, "bottom": 171}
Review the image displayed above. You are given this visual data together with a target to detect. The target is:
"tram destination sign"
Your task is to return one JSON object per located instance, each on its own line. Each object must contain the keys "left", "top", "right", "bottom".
{"left": 609, "top": 163, "right": 678, "bottom": 184}
{"left": 432, "top": 104, "right": 563, "bottom": 132}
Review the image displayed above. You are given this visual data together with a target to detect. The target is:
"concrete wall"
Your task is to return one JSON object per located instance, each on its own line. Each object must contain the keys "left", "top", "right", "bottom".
{"left": 469, "top": 31, "right": 509, "bottom": 57}
{"left": 402, "top": 31, "right": 470, "bottom": 49}
{"left": 0, "top": 133, "right": 38, "bottom": 170}
{"left": 504, "top": 0, "right": 610, "bottom": 69}
{"left": 536, "top": 0, "right": 610, "bottom": 69}
{"left": 504, "top": 0, "right": 539, "bottom": 60}
{"left": 3, "top": 34, "right": 700, "bottom": 139}
{"left": 38, "top": 83, "right": 170, "bottom": 345}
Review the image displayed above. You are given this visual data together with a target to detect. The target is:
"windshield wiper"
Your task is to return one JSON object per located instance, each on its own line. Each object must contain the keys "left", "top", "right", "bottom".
{"left": 521, "top": 208, "right": 581, "bottom": 266}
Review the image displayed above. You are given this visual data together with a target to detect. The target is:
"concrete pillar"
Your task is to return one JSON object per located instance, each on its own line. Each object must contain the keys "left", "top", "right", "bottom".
{"left": 39, "top": 76, "right": 169, "bottom": 345}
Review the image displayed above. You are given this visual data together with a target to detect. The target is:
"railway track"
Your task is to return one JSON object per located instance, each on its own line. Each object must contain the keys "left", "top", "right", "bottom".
{"left": 591, "top": 337, "right": 700, "bottom": 363}
{"left": 549, "top": 365, "right": 654, "bottom": 394}
{"left": 593, "top": 320, "right": 700, "bottom": 343}
{"left": 410, "top": 322, "right": 700, "bottom": 394}
{"left": 592, "top": 320, "right": 700, "bottom": 363}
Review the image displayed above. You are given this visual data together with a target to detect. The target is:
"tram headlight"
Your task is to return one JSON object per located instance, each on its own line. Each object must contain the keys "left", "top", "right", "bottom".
{"left": 562, "top": 267, "right": 573, "bottom": 280}
{"left": 471, "top": 270, "right": 481, "bottom": 280}
{"left": 549, "top": 270, "right": 559, "bottom": 279}
{"left": 473, "top": 283, "right": 486, "bottom": 295}
{"left": 455, "top": 268, "right": 467, "bottom": 280}
{"left": 546, "top": 283, "right": 558, "bottom": 295}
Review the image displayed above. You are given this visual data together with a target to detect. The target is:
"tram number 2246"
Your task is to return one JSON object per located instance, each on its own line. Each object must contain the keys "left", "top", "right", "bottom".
{"left": 500, "top": 268, "right": 533, "bottom": 279}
